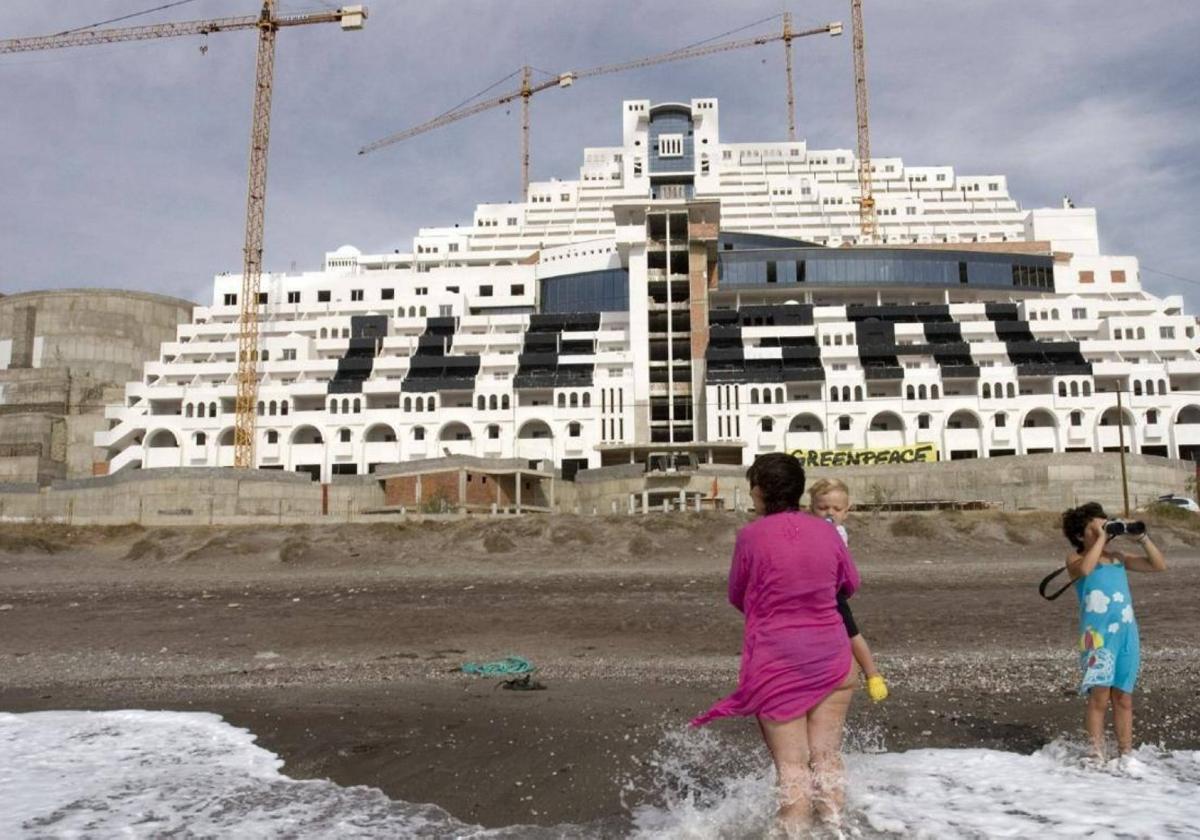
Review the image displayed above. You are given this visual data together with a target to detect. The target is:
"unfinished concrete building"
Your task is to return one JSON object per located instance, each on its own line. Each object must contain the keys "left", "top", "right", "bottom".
{"left": 0, "top": 290, "right": 194, "bottom": 485}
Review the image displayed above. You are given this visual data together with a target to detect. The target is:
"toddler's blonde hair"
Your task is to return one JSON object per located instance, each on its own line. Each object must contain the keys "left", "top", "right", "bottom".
{"left": 808, "top": 477, "right": 850, "bottom": 509}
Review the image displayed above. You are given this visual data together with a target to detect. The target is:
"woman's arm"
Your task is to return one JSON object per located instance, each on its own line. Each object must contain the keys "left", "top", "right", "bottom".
{"left": 727, "top": 531, "right": 752, "bottom": 613}
{"left": 1121, "top": 534, "right": 1167, "bottom": 573}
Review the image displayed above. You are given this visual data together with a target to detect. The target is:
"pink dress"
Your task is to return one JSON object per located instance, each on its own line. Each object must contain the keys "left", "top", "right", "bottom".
{"left": 692, "top": 511, "right": 860, "bottom": 725}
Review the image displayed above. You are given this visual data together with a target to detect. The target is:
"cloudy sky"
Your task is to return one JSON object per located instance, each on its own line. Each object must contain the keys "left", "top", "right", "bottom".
{"left": 3, "top": 1, "right": 1198, "bottom": 309}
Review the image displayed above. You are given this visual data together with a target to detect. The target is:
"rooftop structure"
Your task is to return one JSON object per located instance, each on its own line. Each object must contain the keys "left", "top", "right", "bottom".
{"left": 94, "top": 98, "right": 1200, "bottom": 481}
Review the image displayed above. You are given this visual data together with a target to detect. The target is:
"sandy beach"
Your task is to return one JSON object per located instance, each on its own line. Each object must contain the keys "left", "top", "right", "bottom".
{"left": 2, "top": 511, "right": 1199, "bottom": 831}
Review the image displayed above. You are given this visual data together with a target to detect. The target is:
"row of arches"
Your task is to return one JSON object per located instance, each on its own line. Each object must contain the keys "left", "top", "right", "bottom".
{"left": 750, "top": 387, "right": 786, "bottom": 405}
{"left": 1056, "top": 381, "right": 1094, "bottom": 398}
{"left": 1132, "top": 379, "right": 1169, "bottom": 397}
{"left": 257, "top": 400, "right": 290, "bottom": 416}
{"left": 185, "top": 401, "right": 219, "bottom": 418}
{"left": 476, "top": 394, "right": 513, "bottom": 411}
{"left": 760, "top": 405, "right": 1200, "bottom": 435}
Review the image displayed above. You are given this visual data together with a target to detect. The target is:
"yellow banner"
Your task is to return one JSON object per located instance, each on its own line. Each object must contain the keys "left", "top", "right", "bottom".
{"left": 790, "top": 444, "right": 939, "bottom": 467}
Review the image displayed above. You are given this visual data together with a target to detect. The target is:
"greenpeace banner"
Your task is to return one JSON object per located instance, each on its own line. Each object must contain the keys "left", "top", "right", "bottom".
{"left": 790, "top": 444, "right": 939, "bottom": 467}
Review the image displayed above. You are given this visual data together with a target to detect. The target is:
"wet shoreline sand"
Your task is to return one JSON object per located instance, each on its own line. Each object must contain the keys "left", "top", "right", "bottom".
{"left": 2, "top": 513, "right": 1198, "bottom": 829}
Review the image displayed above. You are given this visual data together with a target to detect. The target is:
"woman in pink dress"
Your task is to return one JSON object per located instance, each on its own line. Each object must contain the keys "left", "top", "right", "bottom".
{"left": 692, "top": 453, "right": 860, "bottom": 831}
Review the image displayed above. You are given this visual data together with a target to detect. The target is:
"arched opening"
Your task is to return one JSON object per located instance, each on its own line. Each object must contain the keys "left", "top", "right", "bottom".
{"left": 946, "top": 410, "right": 981, "bottom": 430}
{"left": 330, "top": 401, "right": 339, "bottom": 415}
{"left": 982, "top": 383, "right": 991, "bottom": 399}
{"left": 760, "top": 417, "right": 774, "bottom": 433}
{"left": 516, "top": 419, "right": 554, "bottom": 465}
{"left": 1100, "top": 407, "right": 1135, "bottom": 427}
{"left": 415, "top": 396, "right": 425, "bottom": 412}
{"left": 931, "top": 385, "right": 940, "bottom": 399}
{"left": 1070, "top": 381, "right": 1079, "bottom": 397}
{"left": 869, "top": 411, "right": 904, "bottom": 432}
{"left": 486, "top": 424, "right": 501, "bottom": 439}
{"left": 1083, "top": 382, "right": 1092, "bottom": 396}
{"left": 489, "top": 395, "right": 498, "bottom": 411}
{"left": 218, "top": 427, "right": 236, "bottom": 446}
{"left": 841, "top": 386, "right": 851, "bottom": 402}
{"left": 906, "top": 385, "right": 915, "bottom": 400}
{"left": 582, "top": 393, "right": 591, "bottom": 408}
{"left": 1022, "top": 409, "right": 1057, "bottom": 428}
{"left": 193, "top": 431, "right": 207, "bottom": 446}
{"left": 854, "top": 386, "right": 863, "bottom": 401}
{"left": 1146, "top": 380, "right": 1156, "bottom": 396}
{"left": 1134, "top": 381, "right": 1143, "bottom": 397}
{"left": 290, "top": 425, "right": 323, "bottom": 445}
{"left": 829, "top": 387, "right": 839, "bottom": 402}
{"left": 750, "top": 388, "right": 759, "bottom": 405}
{"left": 364, "top": 424, "right": 397, "bottom": 443}
{"left": 518, "top": 420, "right": 553, "bottom": 439}
{"left": 918, "top": 384, "right": 927, "bottom": 400}
{"left": 788, "top": 413, "right": 824, "bottom": 433}
{"left": 1057, "top": 382, "right": 1066, "bottom": 397}
{"left": 1175, "top": 405, "right": 1200, "bottom": 424}
{"left": 439, "top": 422, "right": 473, "bottom": 442}
{"left": 502, "top": 395, "right": 510, "bottom": 410}
{"left": 1006, "top": 383, "right": 1015, "bottom": 399}
{"left": 146, "top": 429, "right": 179, "bottom": 448}
{"left": 427, "top": 396, "right": 436, "bottom": 411}
{"left": 570, "top": 393, "right": 579, "bottom": 408}
{"left": 568, "top": 421, "right": 582, "bottom": 437}
{"left": 185, "top": 404, "right": 194, "bottom": 418}
{"left": 477, "top": 395, "right": 486, "bottom": 411}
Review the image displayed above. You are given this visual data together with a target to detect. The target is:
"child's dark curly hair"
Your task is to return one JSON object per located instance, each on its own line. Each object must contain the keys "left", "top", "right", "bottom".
{"left": 746, "top": 453, "right": 807, "bottom": 515}
{"left": 1062, "top": 501, "right": 1107, "bottom": 551}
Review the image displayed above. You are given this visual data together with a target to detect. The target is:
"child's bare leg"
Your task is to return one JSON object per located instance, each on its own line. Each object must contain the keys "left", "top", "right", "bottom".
{"left": 1111, "top": 689, "right": 1133, "bottom": 755}
{"left": 1086, "top": 687, "right": 1110, "bottom": 759}
{"left": 850, "top": 633, "right": 879, "bottom": 677}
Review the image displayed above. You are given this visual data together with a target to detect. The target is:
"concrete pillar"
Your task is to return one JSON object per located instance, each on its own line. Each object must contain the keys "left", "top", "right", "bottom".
{"left": 641, "top": 490, "right": 649, "bottom": 514}
{"left": 734, "top": 486, "right": 741, "bottom": 511}
{"left": 516, "top": 473, "right": 523, "bottom": 514}
{"left": 611, "top": 499, "right": 618, "bottom": 514}
{"left": 458, "top": 468, "right": 467, "bottom": 510}
{"left": 694, "top": 495, "right": 702, "bottom": 512}
{"left": 661, "top": 499, "right": 669, "bottom": 513}
{"left": 678, "top": 489, "right": 686, "bottom": 510}
{"left": 628, "top": 493, "right": 636, "bottom": 515}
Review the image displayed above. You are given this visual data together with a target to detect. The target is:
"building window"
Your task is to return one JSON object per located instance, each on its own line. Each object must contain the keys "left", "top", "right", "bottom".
{"left": 1147, "top": 409, "right": 1159, "bottom": 424}
{"left": 257, "top": 292, "right": 268, "bottom": 304}
{"left": 838, "top": 415, "right": 851, "bottom": 431}
{"left": 382, "top": 288, "right": 395, "bottom": 300}
{"left": 223, "top": 293, "right": 237, "bottom": 306}
{"left": 568, "top": 422, "right": 581, "bottom": 437}
{"left": 318, "top": 290, "right": 331, "bottom": 302}
{"left": 506, "top": 217, "right": 518, "bottom": 226}
{"left": 1072, "top": 307, "right": 1086, "bottom": 319}
{"left": 1111, "top": 270, "right": 1126, "bottom": 284}
{"left": 282, "top": 348, "right": 296, "bottom": 361}
{"left": 511, "top": 284, "right": 525, "bottom": 296}
{"left": 1161, "top": 326, "right": 1176, "bottom": 339}
{"left": 266, "top": 430, "right": 278, "bottom": 444}
{"left": 488, "top": 424, "right": 500, "bottom": 439}
{"left": 760, "top": 418, "right": 774, "bottom": 433}
{"left": 480, "top": 285, "right": 493, "bottom": 297}
{"left": 339, "top": 428, "right": 351, "bottom": 443}
{"left": 995, "top": 413, "right": 1007, "bottom": 428}
{"left": 413, "top": 426, "right": 425, "bottom": 441}
{"left": 658, "top": 134, "right": 684, "bottom": 157}
{"left": 918, "top": 414, "right": 930, "bottom": 430}
{"left": 1079, "top": 271, "right": 1094, "bottom": 284}
{"left": 287, "top": 291, "right": 300, "bottom": 304}
{"left": 350, "top": 289, "right": 364, "bottom": 302}
{"left": 1070, "top": 411, "right": 1083, "bottom": 427}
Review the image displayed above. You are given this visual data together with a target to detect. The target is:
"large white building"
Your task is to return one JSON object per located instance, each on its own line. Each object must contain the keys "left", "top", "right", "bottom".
{"left": 96, "top": 98, "right": 1200, "bottom": 481}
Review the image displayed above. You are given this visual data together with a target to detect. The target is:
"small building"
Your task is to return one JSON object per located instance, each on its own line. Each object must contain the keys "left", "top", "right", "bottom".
{"left": 375, "top": 456, "right": 555, "bottom": 513}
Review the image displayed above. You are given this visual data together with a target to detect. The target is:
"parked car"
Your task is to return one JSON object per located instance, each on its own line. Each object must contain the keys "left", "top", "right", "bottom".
{"left": 1155, "top": 494, "right": 1200, "bottom": 512}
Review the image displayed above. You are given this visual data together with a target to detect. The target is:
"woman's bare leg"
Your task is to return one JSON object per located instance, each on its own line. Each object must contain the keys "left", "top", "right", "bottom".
{"left": 1086, "top": 687, "right": 1110, "bottom": 760}
{"left": 758, "top": 714, "right": 813, "bottom": 832}
{"left": 807, "top": 667, "right": 857, "bottom": 823}
{"left": 1111, "top": 689, "right": 1133, "bottom": 755}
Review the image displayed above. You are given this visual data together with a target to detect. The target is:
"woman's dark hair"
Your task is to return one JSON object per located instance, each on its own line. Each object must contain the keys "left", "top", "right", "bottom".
{"left": 1062, "top": 501, "right": 1107, "bottom": 551}
{"left": 746, "top": 453, "right": 807, "bottom": 515}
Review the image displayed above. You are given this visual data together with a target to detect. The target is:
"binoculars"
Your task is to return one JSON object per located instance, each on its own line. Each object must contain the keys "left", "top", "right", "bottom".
{"left": 1104, "top": 519, "right": 1146, "bottom": 538}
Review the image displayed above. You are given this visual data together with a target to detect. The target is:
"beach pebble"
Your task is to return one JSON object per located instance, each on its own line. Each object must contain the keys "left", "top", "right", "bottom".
{"left": 0, "top": 604, "right": 13, "bottom": 611}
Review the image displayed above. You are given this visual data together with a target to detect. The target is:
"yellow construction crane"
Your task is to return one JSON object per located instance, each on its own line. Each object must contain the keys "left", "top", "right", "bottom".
{"left": 850, "top": 0, "right": 876, "bottom": 243}
{"left": 2, "top": 2, "right": 367, "bottom": 469}
{"left": 359, "top": 16, "right": 843, "bottom": 200}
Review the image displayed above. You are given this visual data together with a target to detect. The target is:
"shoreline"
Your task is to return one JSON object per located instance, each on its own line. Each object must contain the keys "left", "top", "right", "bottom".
{"left": 2, "top": 515, "right": 1199, "bottom": 828}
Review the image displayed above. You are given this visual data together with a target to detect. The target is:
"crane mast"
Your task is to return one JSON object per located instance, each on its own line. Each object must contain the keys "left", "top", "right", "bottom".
{"left": 2, "top": 3, "right": 367, "bottom": 471}
{"left": 851, "top": 0, "right": 877, "bottom": 243}
{"left": 233, "top": 2, "right": 278, "bottom": 468}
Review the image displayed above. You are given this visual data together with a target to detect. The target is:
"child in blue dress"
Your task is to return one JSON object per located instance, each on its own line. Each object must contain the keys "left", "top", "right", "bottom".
{"left": 1061, "top": 502, "right": 1166, "bottom": 761}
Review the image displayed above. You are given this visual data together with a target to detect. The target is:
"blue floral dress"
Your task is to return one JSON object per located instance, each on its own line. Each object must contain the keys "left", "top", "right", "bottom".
{"left": 1073, "top": 557, "right": 1140, "bottom": 694}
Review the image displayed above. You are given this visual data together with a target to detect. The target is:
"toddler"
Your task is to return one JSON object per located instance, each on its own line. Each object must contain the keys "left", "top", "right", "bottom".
{"left": 809, "top": 478, "right": 888, "bottom": 702}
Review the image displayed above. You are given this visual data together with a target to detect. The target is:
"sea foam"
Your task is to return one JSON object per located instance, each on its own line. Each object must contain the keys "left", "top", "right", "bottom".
{"left": 3, "top": 710, "right": 1199, "bottom": 838}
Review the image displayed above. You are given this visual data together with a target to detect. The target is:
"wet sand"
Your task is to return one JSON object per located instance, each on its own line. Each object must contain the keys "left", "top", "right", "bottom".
{"left": 1, "top": 513, "right": 1198, "bottom": 829}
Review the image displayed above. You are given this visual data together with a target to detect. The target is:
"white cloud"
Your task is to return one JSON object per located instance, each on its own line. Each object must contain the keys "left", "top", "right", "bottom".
{"left": 1085, "top": 590, "right": 1111, "bottom": 615}
{"left": 1112, "top": 591, "right": 1125, "bottom": 603}
{"left": 1121, "top": 605, "right": 1134, "bottom": 624}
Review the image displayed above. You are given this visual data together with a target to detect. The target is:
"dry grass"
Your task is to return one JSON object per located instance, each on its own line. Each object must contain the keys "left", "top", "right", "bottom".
{"left": 889, "top": 514, "right": 939, "bottom": 539}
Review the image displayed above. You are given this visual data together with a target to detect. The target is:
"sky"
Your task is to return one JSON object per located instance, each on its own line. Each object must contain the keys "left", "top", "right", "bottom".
{"left": 2, "top": 1, "right": 1198, "bottom": 310}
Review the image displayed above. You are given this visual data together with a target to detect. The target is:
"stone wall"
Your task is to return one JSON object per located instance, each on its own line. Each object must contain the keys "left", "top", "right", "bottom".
{"left": 0, "top": 290, "right": 194, "bottom": 484}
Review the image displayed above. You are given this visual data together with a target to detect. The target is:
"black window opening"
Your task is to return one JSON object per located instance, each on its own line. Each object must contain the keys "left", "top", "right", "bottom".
{"left": 382, "top": 288, "right": 395, "bottom": 300}
{"left": 318, "top": 290, "right": 331, "bottom": 303}
{"left": 766, "top": 261, "right": 777, "bottom": 284}
{"left": 959, "top": 262, "right": 968, "bottom": 284}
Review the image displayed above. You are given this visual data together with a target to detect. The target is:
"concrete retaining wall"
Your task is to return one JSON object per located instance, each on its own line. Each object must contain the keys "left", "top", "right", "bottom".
{"left": 0, "top": 454, "right": 1188, "bottom": 525}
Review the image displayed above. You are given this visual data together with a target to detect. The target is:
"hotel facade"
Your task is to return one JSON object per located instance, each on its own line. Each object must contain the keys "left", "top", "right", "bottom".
{"left": 96, "top": 98, "right": 1200, "bottom": 481}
